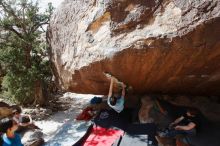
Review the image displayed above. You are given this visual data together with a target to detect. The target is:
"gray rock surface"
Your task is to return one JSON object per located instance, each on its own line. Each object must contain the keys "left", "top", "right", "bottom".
{"left": 48, "top": 0, "right": 220, "bottom": 95}
{"left": 22, "top": 130, "right": 44, "bottom": 146}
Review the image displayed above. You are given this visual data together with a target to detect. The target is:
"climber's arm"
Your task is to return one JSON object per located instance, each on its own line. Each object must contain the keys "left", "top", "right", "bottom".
{"left": 108, "top": 77, "right": 114, "bottom": 98}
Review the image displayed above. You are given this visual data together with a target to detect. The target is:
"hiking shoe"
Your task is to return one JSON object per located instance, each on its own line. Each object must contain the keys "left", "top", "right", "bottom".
{"left": 157, "top": 129, "right": 169, "bottom": 137}
{"left": 158, "top": 131, "right": 168, "bottom": 137}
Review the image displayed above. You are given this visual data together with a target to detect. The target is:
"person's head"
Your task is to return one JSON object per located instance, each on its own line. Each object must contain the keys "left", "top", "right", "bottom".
{"left": 187, "top": 107, "right": 199, "bottom": 117}
{"left": 0, "top": 118, "right": 18, "bottom": 134}
{"left": 110, "top": 92, "right": 122, "bottom": 106}
{"left": 11, "top": 105, "right": 22, "bottom": 118}
{"left": 110, "top": 96, "right": 117, "bottom": 106}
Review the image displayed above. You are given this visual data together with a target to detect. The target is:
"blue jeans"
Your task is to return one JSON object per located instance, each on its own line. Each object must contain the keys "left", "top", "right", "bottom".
{"left": 165, "top": 128, "right": 196, "bottom": 137}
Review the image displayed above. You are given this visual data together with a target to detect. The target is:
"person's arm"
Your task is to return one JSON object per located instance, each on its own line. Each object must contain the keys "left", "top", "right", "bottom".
{"left": 19, "top": 114, "right": 33, "bottom": 126}
{"left": 107, "top": 77, "right": 114, "bottom": 105}
{"left": 19, "top": 122, "right": 31, "bottom": 126}
{"left": 13, "top": 116, "right": 20, "bottom": 124}
{"left": 28, "top": 115, "right": 33, "bottom": 124}
{"left": 108, "top": 77, "right": 114, "bottom": 98}
{"left": 155, "top": 100, "right": 167, "bottom": 115}
{"left": 121, "top": 83, "right": 126, "bottom": 97}
{"left": 170, "top": 116, "right": 184, "bottom": 127}
{"left": 175, "top": 122, "right": 196, "bottom": 131}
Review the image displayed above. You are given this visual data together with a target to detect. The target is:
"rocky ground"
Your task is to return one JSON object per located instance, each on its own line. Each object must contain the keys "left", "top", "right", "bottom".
{"left": 1, "top": 93, "right": 220, "bottom": 146}
{"left": 0, "top": 92, "right": 98, "bottom": 146}
{"left": 32, "top": 92, "right": 97, "bottom": 145}
{"left": 22, "top": 93, "right": 73, "bottom": 121}
{"left": 0, "top": 93, "right": 71, "bottom": 121}
{"left": 28, "top": 94, "right": 220, "bottom": 146}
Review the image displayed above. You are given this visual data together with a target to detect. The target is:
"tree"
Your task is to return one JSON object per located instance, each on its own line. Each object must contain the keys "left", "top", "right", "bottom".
{"left": 0, "top": 0, "right": 54, "bottom": 106}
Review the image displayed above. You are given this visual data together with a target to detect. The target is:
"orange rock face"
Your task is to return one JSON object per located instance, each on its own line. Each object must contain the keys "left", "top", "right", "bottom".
{"left": 48, "top": 0, "right": 220, "bottom": 95}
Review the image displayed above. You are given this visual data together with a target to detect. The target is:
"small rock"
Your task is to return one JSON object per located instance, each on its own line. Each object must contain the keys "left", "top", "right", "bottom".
{"left": 22, "top": 130, "right": 44, "bottom": 146}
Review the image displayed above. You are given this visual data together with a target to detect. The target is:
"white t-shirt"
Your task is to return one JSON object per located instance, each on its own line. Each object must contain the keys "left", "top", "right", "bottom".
{"left": 107, "top": 96, "right": 124, "bottom": 113}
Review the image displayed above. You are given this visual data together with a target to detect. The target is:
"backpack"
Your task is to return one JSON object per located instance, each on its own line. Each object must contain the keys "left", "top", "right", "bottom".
{"left": 90, "top": 97, "right": 102, "bottom": 104}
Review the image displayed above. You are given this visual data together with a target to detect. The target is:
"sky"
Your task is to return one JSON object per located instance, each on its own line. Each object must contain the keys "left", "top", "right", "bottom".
{"left": 38, "top": 0, "right": 64, "bottom": 10}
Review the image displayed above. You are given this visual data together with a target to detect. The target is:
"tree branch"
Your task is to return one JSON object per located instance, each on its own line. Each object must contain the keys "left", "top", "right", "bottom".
{"left": 0, "top": 1, "right": 27, "bottom": 35}
{"left": 31, "top": 20, "right": 49, "bottom": 33}
{"left": 4, "top": 25, "right": 24, "bottom": 39}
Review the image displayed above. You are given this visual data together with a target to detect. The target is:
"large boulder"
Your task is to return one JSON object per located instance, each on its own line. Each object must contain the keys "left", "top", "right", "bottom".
{"left": 48, "top": 0, "right": 220, "bottom": 95}
{"left": 0, "top": 101, "right": 10, "bottom": 108}
{"left": 0, "top": 102, "right": 13, "bottom": 119}
{"left": 0, "top": 107, "right": 13, "bottom": 119}
{"left": 171, "top": 95, "right": 220, "bottom": 122}
{"left": 138, "top": 96, "right": 154, "bottom": 123}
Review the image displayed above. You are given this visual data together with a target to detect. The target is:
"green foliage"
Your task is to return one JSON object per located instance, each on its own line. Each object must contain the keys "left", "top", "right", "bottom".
{"left": 0, "top": 0, "right": 54, "bottom": 105}
{"left": 2, "top": 72, "right": 34, "bottom": 103}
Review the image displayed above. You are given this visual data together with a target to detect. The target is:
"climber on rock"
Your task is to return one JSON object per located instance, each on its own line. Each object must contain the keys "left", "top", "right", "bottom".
{"left": 107, "top": 76, "right": 126, "bottom": 113}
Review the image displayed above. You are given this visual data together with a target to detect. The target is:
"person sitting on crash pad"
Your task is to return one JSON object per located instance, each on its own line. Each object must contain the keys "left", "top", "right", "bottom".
{"left": 158, "top": 107, "right": 200, "bottom": 138}
{"left": 107, "top": 76, "right": 126, "bottom": 113}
